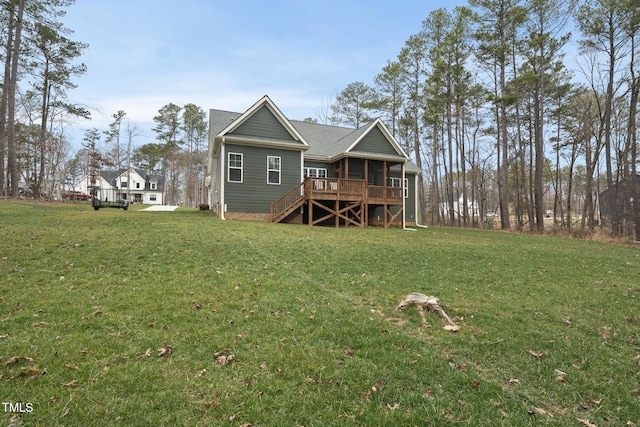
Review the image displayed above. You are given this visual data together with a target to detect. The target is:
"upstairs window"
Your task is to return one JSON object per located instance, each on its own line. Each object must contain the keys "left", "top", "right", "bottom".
{"left": 267, "top": 156, "right": 281, "bottom": 185}
{"left": 228, "top": 153, "right": 243, "bottom": 183}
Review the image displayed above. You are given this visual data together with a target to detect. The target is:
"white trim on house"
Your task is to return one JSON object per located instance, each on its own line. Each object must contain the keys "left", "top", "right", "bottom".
{"left": 344, "top": 119, "right": 410, "bottom": 160}
{"left": 267, "top": 156, "right": 281, "bottom": 185}
{"left": 217, "top": 96, "right": 309, "bottom": 147}
{"left": 304, "top": 167, "right": 328, "bottom": 178}
{"left": 228, "top": 152, "right": 244, "bottom": 183}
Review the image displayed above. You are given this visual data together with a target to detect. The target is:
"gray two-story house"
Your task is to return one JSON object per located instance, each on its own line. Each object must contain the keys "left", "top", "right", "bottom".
{"left": 206, "top": 95, "right": 419, "bottom": 227}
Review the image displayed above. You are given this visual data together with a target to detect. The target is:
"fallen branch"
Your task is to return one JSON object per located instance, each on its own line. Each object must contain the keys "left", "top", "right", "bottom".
{"left": 395, "top": 293, "right": 460, "bottom": 331}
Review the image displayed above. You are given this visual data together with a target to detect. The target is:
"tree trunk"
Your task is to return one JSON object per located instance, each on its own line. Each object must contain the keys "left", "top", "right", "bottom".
{"left": 604, "top": 15, "right": 620, "bottom": 237}
{"left": 629, "top": 76, "right": 639, "bottom": 240}
{"left": 498, "top": 56, "right": 511, "bottom": 230}
{"left": 0, "top": 1, "right": 14, "bottom": 197}
{"left": 7, "top": 0, "right": 26, "bottom": 197}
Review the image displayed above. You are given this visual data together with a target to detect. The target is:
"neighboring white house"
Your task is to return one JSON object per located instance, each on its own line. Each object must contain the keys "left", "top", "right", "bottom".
{"left": 440, "top": 195, "right": 479, "bottom": 220}
{"left": 74, "top": 168, "right": 165, "bottom": 205}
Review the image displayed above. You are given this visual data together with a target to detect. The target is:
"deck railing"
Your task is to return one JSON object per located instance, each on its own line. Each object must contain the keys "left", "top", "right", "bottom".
{"left": 270, "top": 180, "right": 305, "bottom": 221}
{"left": 306, "top": 177, "right": 366, "bottom": 199}
{"left": 271, "top": 177, "right": 403, "bottom": 222}
{"left": 367, "top": 185, "right": 403, "bottom": 200}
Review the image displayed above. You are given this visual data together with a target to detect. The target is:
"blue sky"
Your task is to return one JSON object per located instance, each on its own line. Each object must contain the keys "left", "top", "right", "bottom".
{"left": 61, "top": 0, "right": 469, "bottom": 149}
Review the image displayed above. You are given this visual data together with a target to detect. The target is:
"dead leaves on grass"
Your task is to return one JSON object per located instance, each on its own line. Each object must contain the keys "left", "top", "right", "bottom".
{"left": 529, "top": 406, "right": 554, "bottom": 417}
{"left": 527, "top": 350, "right": 543, "bottom": 359}
{"left": 157, "top": 345, "right": 172, "bottom": 357}
{"left": 576, "top": 418, "right": 598, "bottom": 427}
{"left": 63, "top": 379, "right": 78, "bottom": 388}
{"left": 5, "top": 356, "right": 34, "bottom": 366}
{"left": 136, "top": 345, "right": 172, "bottom": 360}
{"left": 214, "top": 350, "right": 235, "bottom": 367}
{"left": 137, "top": 348, "right": 152, "bottom": 360}
{"left": 3, "top": 356, "right": 48, "bottom": 382}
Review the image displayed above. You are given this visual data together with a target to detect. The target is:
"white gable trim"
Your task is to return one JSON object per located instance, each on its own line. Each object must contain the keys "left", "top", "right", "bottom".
{"left": 345, "top": 118, "right": 409, "bottom": 160}
{"left": 217, "top": 95, "right": 309, "bottom": 147}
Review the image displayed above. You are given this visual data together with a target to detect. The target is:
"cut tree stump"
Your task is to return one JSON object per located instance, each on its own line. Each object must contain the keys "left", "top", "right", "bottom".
{"left": 395, "top": 293, "right": 460, "bottom": 331}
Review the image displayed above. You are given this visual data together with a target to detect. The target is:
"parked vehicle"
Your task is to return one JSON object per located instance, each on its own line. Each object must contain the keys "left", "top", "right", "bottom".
{"left": 62, "top": 190, "right": 91, "bottom": 201}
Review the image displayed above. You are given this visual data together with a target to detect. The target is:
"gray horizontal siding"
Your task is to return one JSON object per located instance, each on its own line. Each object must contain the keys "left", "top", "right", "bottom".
{"left": 351, "top": 126, "right": 398, "bottom": 156}
{"left": 303, "top": 160, "right": 334, "bottom": 177}
{"left": 224, "top": 144, "right": 301, "bottom": 213}
{"left": 230, "top": 106, "right": 299, "bottom": 142}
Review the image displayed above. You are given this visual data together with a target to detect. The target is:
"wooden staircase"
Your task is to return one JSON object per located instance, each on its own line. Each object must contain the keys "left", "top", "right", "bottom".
{"left": 270, "top": 181, "right": 306, "bottom": 223}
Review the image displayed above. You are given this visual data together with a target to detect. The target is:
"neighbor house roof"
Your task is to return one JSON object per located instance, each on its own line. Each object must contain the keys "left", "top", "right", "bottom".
{"left": 99, "top": 168, "right": 165, "bottom": 191}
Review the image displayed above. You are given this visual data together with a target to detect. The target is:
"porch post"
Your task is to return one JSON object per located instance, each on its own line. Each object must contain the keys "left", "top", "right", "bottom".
{"left": 383, "top": 161, "right": 388, "bottom": 199}
{"left": 364, "top": 160, "right": 369, "bottom": 185}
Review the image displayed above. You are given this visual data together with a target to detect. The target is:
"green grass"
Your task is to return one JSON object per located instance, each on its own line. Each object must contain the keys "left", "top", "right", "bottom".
{"left": 1, "top": 201, "right": 638, "bottom": 426}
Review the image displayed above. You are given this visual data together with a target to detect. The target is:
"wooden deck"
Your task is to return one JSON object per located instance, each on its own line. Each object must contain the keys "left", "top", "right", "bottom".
{"left": 271, "top": 177, "right": 404, "bottom": 227}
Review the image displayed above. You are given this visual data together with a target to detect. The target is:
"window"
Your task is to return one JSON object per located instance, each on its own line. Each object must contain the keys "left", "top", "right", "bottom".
{"left": 304, "top": 167, "right": 327, "bottom": 178}
{"left": 389, "top": 177, "right": 409, "bottom": 198}
{"left": 136, "top": 182, "right": 140, "bottom": 189}
{"left": 228, "top": 153, "right": 243, "bottom": 183}
{"left": 150, "top": 182, "right": 157, "bottom": 190}
{"left": 267, "top": 156, "right": 281, "bottom": 185}
{"left": 120, "top": 181, "right": 128, "bottom": 188}
{"left": 150, "top": 194, "right": 157, "bottom": 201}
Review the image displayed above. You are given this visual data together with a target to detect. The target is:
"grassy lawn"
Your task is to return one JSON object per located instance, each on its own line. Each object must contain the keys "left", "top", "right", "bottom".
{"left": 1, "top": 201, "right": 638, "bottom": 426}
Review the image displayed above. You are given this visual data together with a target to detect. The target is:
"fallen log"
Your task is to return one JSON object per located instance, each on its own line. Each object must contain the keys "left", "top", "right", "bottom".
{"left": 395, "top": 293, "right": 460, "bottom": 331}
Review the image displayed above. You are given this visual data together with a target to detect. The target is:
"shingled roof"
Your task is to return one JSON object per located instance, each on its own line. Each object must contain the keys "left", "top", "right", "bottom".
{"left": 209, "top": 105, "right": 419, "bottom": 173}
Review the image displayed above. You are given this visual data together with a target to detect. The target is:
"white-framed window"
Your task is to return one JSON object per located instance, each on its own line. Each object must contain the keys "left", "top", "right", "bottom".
{"left": 389, "top": 177, "right": 409, "bottom": 198}
{"left": 267, "top": 156, "right": 281, "bottom": 185}
{"left": 150, "top": 194, "right": 157, "bottom": 201}
{"left": 150, "top": 182, "right": 157, "bottom": 190}
{"left": 304, "top": 167, "right": 327, "bottom": 178}
{"left": 228, "top": 152, "right": 243, "bottom": 183}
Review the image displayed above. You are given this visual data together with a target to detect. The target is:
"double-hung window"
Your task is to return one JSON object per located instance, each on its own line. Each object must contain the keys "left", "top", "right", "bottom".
{"left": 267, "top": 156, "right": 281, "bottom": 185}
{"left": 228, "top": 153, "right": 243, "bottom": 183}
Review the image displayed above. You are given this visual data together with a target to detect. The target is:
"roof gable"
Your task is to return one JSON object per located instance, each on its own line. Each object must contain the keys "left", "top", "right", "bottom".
{"left": 230, "top": 105, "right": 296, "bottom": 140}
{"left": 350, "top": 125, "right": 400, "bottom": 156}
{"left": 345, "top": 119, "right": 409, "bottom": 160}
{"left": 217, "top": 96, "right": 308, "bottom": 147}
{"left": 115, "top": 168, "right": 144, "bottom": 183}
